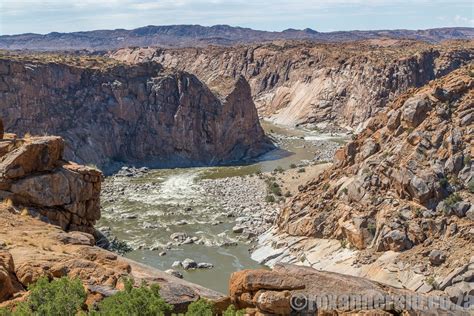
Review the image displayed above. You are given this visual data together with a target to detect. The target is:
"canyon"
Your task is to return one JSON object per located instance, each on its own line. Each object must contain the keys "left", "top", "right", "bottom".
{"left": 111, "top": 40, "right": 474, "bottom": 130}
{"left": 0, "top": 26, "right": 473, "bottom": 314}
{"left": 0, "top": 53, "right": 273, "bottom": 173}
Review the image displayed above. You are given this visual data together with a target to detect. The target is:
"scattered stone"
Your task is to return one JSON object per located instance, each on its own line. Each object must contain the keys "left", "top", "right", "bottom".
{"left": 182, "top": 258, "right": 197, "bottom": 270}
{"left": 197, "top": 262, "right": 214, "bottom": 269}
{"left": 429, "top": 250, "right": 447, "bottom": 266}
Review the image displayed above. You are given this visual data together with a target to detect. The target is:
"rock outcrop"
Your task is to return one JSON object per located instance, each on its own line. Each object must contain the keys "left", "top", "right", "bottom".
{"left": 0, "top": 54, "right": 273, "bottom": 173}
{"left": 0, "top": 133, "right": 101, "bottom": 234}
{"left": 111, "top": 40, "right": 474, "bottom": 129}
{"left": 254, "top": 66, "right": 473, "bottom": 299}
{"left": 229, "top": 264, "right": 468, "bottom": 315}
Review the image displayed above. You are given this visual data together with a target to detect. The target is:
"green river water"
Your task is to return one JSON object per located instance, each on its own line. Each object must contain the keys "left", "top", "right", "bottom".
{"left": 98, "top": 121, "right": 346, "bottom": 293}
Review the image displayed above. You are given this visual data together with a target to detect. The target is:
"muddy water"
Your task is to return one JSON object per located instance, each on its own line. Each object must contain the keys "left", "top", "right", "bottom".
{"left": 98, "top": 121, "right": 346, "bottom": 293}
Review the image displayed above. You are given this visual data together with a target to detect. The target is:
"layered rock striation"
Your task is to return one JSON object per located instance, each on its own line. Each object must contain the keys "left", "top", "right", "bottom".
{"left": 111, "top": 40, "right": 474, "bottom": 129}
{"left": 0, "top": 55, "right": 272, "bottom": 173}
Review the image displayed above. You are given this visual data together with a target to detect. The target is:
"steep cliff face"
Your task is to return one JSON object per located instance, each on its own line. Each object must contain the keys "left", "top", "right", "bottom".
{"left": 111, "top": 40, "right": 474, "bottom": 129}
{"left": 261, "top": 66, "right": 473, "bottom": 296}
{"left": 0, "top": 55, "right": 272, "bottom": 173}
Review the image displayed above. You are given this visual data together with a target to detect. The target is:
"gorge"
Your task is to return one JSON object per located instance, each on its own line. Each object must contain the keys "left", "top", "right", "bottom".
{"left": 0, "top": 29, "right": 473, "bottom": 315}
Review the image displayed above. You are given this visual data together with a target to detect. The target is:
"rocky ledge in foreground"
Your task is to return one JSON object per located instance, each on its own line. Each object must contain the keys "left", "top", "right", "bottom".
{"left": 254, "top": 66, "right": 473, "bottom": 300}
{"left": 229, "top": 264, "right": 471, "bottom": 315}
{"left": 0, "top": 54, "right": 273, "bottom": 173}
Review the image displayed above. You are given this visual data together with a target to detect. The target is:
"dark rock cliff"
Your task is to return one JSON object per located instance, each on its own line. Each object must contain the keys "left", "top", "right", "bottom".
{"left": 0, "top": 57, "right": 273, "bottom": 173}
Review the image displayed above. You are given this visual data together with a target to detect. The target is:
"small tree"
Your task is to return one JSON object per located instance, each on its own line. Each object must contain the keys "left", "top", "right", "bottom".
{"left": 185, "top": 299, "right": 213, "bottom": 316}
{"left": 94, "top": 278, "right": 172, "bottom": 316}
{"left": 14, "top": 276, "right": 86, "bottom": 316}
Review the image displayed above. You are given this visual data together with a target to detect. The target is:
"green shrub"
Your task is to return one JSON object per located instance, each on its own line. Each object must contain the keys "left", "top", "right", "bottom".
{"left": 439, "top": 177, "right": 448, "bottom": 188}
{"left": 223, "top": 304, "right": 245, "bottom": 316}
{"left": 185, "top": 299, "right": 213, "bottom": 316}
{"left": 468, "top": 179, "right": 474, "bottom": 194}
{"left": 289, "top": 163, "right": 297, "bottom": 169}
{"left": 284, "top": 191, "right": 292, "bottom": 197}
{"left": 297, "top": 168, "right": 306, "bottom": 173}
{"left": 14, "top": 276, "right": 86, "bottom": 316}
{"left": 444, "top": 193, "right": 462, "bottom": 207}
{"left": 0, "top": 308, "right": 11, "bottom": 316}
{"left": 267, "top": 181, "right": 282, "bottom": 196}
{"left": 94, "top": 278, "right": 172, "bottom": 316}
{"left": 274, "top": 166, "right": 284, "bottom": 173}
{"left": 109, "top": 238, "right": 133, "bottom": 255}
{"left": 265, "top": 195, "right": 276, "bottom": 203}
{"left": 367, "top": 223, "right": 376, "bottom": 235}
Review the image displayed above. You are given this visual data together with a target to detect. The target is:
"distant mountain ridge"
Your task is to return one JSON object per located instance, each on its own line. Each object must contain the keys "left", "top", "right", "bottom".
{"left": 0, "top": 24, "right": 473, "bottom": 51}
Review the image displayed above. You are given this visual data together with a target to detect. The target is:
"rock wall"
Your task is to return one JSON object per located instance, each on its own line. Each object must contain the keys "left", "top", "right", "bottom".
{"left": 261, "top": 66, "right": 473, "bottom": 298}
{"left": 0, "top": 56, "right": 273, "bottom": 173}
{"left": 0, "top": 133, "right": 102, "bottom": 234}
{"left": 110, "top": 40, "right": 474, "bottom": 129}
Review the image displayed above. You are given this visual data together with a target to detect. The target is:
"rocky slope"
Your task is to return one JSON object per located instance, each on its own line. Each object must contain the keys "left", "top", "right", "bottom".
{"left": 111, "top": 40, "right": 474, "bottom": 130}
{"left": 1, "top": 25, "right": 473, "bottom": 50}
{"left": 253, "top": 66, "right": 474, "bottom": 301}
{"left": 0, "top": 54, "right": 272, "bottom": 173}
{"left": 0, "top": 130, "right": 224, "bottom": 312}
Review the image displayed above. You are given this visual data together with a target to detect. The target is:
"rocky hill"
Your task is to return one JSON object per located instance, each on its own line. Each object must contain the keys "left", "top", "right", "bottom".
{"left": 111, "top": 40, "right": 474, "bottom": 130}
{"left": 0, "top": 25, "right": 473, "bottom": 50}
{"left": 0, "top": 53, "right": 273, "bottom": 173}
{"left": 253, "top": 66, "right": 473, "bottom": 302}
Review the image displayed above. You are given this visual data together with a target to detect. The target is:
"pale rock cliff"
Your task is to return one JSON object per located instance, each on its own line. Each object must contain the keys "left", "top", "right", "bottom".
{"left": 111, "top": 41, "right": 474, "bottom": 129}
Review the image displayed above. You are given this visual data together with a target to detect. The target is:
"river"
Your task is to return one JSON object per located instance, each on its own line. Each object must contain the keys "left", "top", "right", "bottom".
{"left": 98, "top": 121, "right": 346, "bottom": 293}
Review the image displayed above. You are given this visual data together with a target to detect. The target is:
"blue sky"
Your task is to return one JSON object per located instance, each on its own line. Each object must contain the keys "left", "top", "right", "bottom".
{"left": 0, "top": 0, "right": 473, "bottom": 35}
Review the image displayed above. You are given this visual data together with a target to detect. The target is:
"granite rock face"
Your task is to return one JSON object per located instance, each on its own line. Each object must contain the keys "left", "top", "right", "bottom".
{"left": 0, "top": 56, "right": 272, "bottom": 173}
{"left": 229, "top": 264, "right": 467, "bottom": 315}
{"left": 248, "top": 67, "right": 474, "bottom": 299}
{"left": 0, "top": 132, "right": 102, "bottom": 234}
{"left": 111, "top": 41, "right": 474, "bottom": 129}
{"left": 278, "top": 66, "right": 473, "bottom": 250}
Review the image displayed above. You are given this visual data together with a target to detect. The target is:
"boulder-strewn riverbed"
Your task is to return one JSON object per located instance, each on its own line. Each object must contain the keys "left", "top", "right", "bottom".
{"left": 98, "top": 121, "right": 346, "bottom": 293}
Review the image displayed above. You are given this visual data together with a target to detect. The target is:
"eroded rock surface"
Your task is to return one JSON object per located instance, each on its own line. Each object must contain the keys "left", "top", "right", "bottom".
{"left": 0, "top": 134, "right": 102, "bottom": 234}
{"left": 0, "top": 55, "right": 273, "bottom": 173}
{"left": 111, "top": 40, "right": 474, "bottom": 129}
{"left": 254, "top": 66, "right": 473, "bottom": 299}
{"left": 229, "top": 264, "right": 468, "bottom": 315}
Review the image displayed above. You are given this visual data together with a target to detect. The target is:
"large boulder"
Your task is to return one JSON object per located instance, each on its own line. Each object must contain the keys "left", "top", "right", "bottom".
{"left": 0, "top": 136, "right": 64, "bottom": 179}
{"left": 0, "top": 250, "right": 21, "bottom": 302}
{"left": 401, "top": 96, "right": 431, "bottom": 128}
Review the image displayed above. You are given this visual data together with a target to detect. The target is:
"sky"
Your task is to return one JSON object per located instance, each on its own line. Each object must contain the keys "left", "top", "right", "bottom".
{"left": 0, "top": 0, "right": 473, "bottom": 35}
